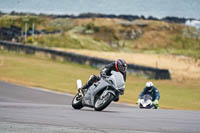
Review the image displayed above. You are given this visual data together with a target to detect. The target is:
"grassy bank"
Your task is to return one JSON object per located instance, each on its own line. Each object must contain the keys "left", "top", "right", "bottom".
{"left": 1, "top": 15, "right": 200, "bottom": 58}
{"left": 32, "top": 18, "right": 200, "bottom": 59}
{"left": 0, "top": 50, "right": 200, "bottom": 110}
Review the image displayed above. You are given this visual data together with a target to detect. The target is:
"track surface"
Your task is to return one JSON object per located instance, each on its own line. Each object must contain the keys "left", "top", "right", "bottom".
{"left": 0, "top": 81, "right": 200, "bottom": 133}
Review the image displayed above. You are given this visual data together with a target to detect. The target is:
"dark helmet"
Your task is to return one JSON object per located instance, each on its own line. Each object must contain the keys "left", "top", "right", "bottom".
{"left": 115, "top": 59, "right": 127, "bottom": 73}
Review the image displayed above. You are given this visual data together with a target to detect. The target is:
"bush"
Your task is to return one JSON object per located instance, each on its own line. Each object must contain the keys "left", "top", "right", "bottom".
{"left": 85, "top": 23, "right": 100, "bottom": 33}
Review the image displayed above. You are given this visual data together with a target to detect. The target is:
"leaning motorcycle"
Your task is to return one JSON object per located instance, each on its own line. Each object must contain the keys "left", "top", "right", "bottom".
{"left": 138, "top": 94, "right": 157, "bottom": 109}
{"left": 72, "top": 71, "right": 125, "bottom": 111}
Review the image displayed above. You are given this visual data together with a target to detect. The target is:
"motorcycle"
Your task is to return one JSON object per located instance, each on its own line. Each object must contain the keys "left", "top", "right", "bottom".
{"left": 138, "top": 94, "right": 156, "bottom": 109}
{"left": 72, "top": 71, "right": 125, "bottom": 111}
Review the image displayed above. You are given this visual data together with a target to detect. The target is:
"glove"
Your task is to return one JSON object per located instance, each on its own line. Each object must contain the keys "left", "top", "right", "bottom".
{"left": 100, "top": 70, "right": 107, "bottom": 78}
{"left": 136, "top": 99, "right": 141, "bottom": 104}
{"left": 153, "top": 100, "right": 159, "bottom": 105}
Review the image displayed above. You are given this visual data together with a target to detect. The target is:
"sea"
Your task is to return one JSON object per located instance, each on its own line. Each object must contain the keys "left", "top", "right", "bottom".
{"left": 0, "top": 0, "right": 200, "bottom": 19}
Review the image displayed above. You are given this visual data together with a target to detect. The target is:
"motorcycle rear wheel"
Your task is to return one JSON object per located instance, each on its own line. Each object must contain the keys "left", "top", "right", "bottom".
{"left": 72, "top": 93, "right": 83, "bottom": 109}
{"left": 94, "top": 92, "right": 114, "bottom": 111}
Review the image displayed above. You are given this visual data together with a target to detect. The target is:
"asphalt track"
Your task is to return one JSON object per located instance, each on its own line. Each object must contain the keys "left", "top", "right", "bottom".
{"left": 0, "top": 80, "right": 200, "bottom": 133}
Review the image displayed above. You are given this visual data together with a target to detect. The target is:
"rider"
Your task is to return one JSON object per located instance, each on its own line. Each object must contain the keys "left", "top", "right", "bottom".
{"left": 137, "top": 82, "right": 160, "bottom": 109}
{"left": 79, "top": 59, "right": 128, "bottom": 101}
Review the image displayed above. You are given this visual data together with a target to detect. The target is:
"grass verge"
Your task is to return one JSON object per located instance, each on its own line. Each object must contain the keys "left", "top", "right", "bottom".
{"left": 0, "top": 50, "right": 200, "bottom": 110}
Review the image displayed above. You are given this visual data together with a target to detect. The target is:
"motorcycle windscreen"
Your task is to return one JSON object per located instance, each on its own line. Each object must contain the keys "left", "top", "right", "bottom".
{"left": 111, "top": 71, "right": 125, "bottom": 89}
{"left": 143, "top": 95, "right": 153, "bottom": 101}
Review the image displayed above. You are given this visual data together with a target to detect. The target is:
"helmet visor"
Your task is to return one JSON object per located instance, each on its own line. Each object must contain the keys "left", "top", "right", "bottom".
{"left": 119, "top": 64, "right": 127, "bottom": 72}
{"left": 147, "top": 87, "right": 153, "bottom": 92}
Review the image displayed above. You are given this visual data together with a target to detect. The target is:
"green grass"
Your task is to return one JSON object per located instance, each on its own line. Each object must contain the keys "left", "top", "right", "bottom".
{"left": 32, "top": 32, "right": 113, "bottom": 51}
{"left": 0, "top": 50, "right": 97, "bottom": 94}
{"left": 0, "top": 50, "right": 200, "bottom": 110}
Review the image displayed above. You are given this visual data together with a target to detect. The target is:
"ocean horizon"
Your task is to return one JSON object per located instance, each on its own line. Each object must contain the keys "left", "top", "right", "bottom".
{"left": 0, "top": 0, "right": 200, "bottom": 19}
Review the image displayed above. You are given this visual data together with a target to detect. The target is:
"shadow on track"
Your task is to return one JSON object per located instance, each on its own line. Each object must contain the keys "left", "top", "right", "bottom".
{"left": 71, "top": 108, "right": 120, "bottom": 113}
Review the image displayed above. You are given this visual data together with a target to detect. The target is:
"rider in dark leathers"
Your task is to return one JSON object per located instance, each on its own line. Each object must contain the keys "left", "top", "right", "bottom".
{"left": 100, "top": 60, "right": 127, "bottom": 82}
{"left": 80, "top": 59, "right": 127, "bottom": 101}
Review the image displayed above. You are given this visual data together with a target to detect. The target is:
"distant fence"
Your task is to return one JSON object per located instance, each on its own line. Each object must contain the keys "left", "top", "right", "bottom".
{"left": 0, "top": 40, "right": 171, "bottom": 79}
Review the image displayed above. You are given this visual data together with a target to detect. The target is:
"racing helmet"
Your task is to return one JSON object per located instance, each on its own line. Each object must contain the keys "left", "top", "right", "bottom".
{"left": 115, "top": 59, "right": 127, "bottom": 73}
{"left": 146, "top": 82, "right": 154, "bottom": 91}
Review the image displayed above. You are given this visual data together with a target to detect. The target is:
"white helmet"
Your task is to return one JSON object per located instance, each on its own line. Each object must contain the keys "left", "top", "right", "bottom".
{"left": 146, "top": 82, "right": 154, "bottom": 88}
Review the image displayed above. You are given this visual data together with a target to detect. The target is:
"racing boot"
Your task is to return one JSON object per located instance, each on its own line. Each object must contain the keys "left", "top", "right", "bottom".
{"left": 79, "top": 75, "right": 100, "bottom": 93}
{"left": 113, "top": 96, "right": 119, "bottom": 102}
{"left": 154, "top": 104, "right": 159, "bottom": 109}
{"left": 153, "top": 100, "right": 159, "bottom": 109}
{"left": 78, "top": 83, "right": 90, "bottom": 94}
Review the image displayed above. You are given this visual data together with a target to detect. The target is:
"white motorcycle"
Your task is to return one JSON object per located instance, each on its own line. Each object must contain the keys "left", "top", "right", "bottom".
{"left": 138, "top": 95, "right": 156, "bottom": 109}
{"left": 72, "top": 71, "right": 125, "bottom": 111}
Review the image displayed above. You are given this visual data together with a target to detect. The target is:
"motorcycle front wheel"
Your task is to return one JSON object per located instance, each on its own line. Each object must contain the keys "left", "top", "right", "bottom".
{"left": 72, "top": 93, "right": 84, "bottom": 109}
{"left": 94, "top": 92, "right": 114, "bottom": 111}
